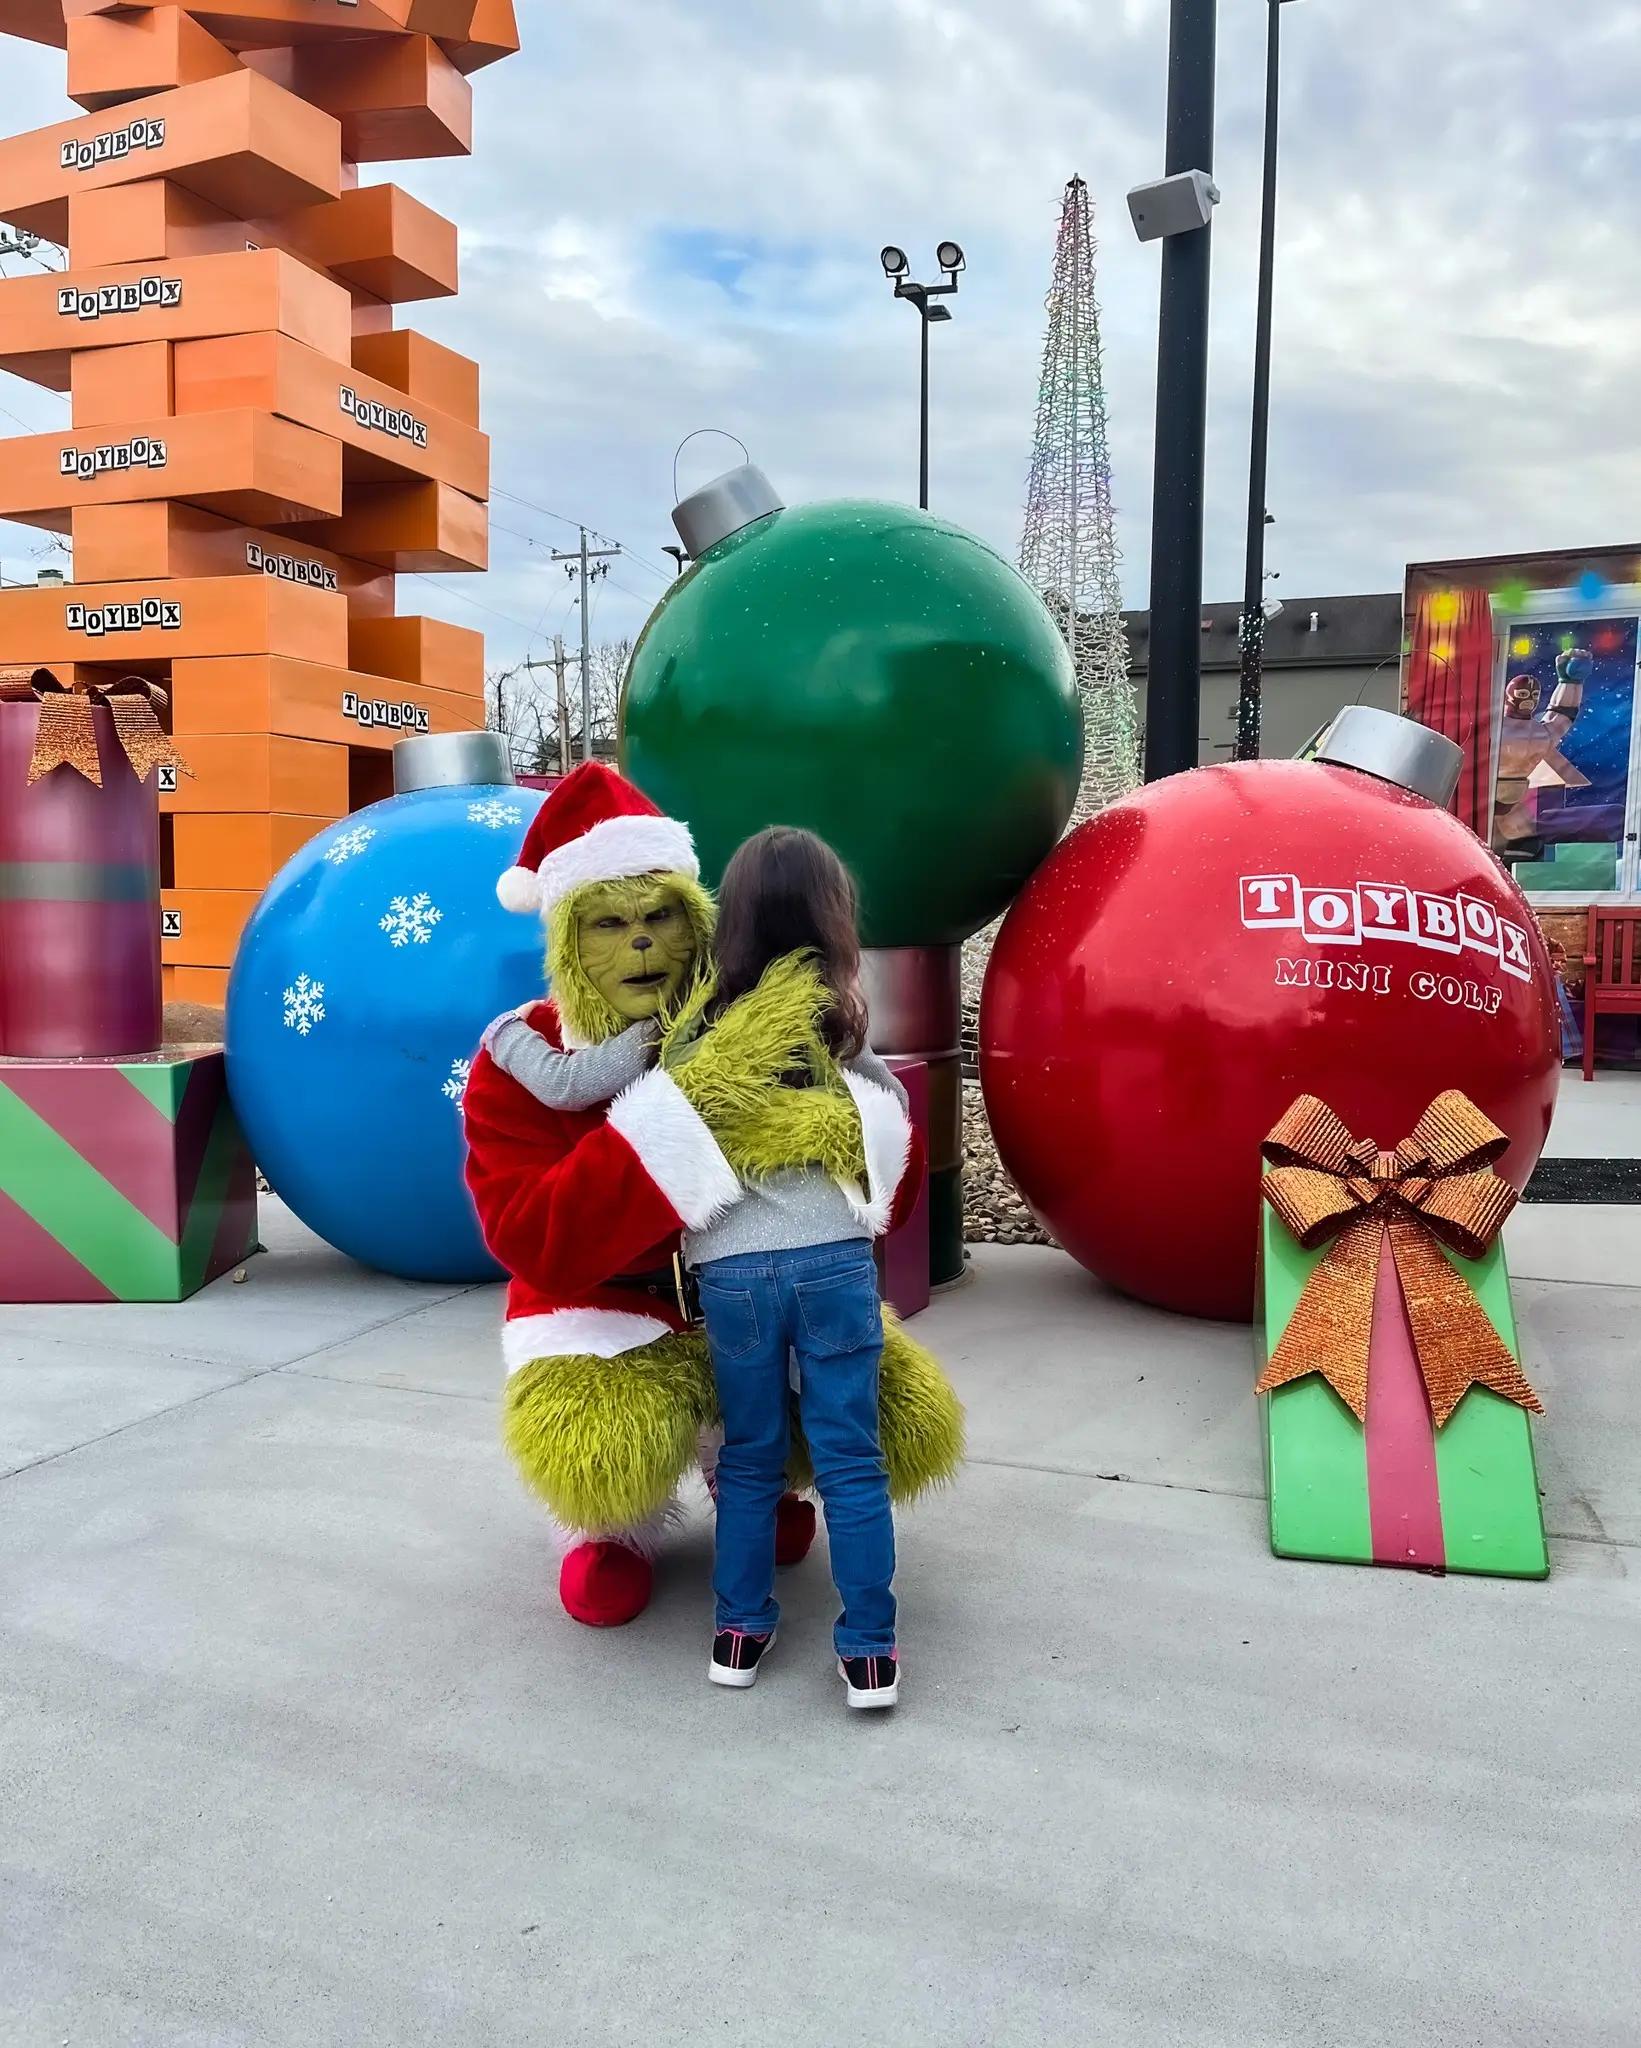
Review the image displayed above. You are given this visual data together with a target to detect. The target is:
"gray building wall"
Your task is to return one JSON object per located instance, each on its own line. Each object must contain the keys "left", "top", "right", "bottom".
{"left": 1122, "top": 593, "right": 1402, "bottom": 765}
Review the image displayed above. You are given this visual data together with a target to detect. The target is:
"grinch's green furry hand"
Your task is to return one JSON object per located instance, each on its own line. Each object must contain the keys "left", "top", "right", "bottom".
{"left": 660, "top": 953, "right": 831, "bottom": 1124}
{"left": 659, "top": 953, "right": 867, "bottom": 1181}
{"left": 715, "top": 1086, "right": 866, "bottom": 1185}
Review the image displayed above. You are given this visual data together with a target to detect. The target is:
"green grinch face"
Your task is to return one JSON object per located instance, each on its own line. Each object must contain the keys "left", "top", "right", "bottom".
{"left": 575, "top": 876, "right": 698, "bottom": 1021}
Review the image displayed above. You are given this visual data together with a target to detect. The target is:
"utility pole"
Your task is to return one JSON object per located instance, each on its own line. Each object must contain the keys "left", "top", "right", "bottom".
{"left": 551, "top": 528, "right": 619, "bottom": 761}
{"left": 518, "top": 635, "right": 580, "bottom": 775}
{"left": 552, "top": 634, "right": 572, "bottom": 774}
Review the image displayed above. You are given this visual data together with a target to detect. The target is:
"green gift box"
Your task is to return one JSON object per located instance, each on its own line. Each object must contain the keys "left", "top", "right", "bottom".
{"left": 1256, "top": 1092, "right": 1548, "bottom": 1581}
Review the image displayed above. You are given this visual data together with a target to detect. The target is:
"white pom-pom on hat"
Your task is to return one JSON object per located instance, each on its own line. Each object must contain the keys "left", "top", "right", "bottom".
{"left": 496, "top": 864, "right": 543, "bottom": 914}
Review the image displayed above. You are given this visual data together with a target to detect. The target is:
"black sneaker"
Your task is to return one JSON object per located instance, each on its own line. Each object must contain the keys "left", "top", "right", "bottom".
{"left": 838, "top": 1652, "right": 899, "bottom": 1710}
{"left": 709, "top": 1629, "right": 775, "bottom": 1689}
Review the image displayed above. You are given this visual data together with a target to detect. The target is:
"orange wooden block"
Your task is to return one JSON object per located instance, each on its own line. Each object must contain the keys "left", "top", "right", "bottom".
{"left": 349, "top": 613, "right": 484, "bottom": 696}
{"left": 161, "top": 731, "right": 350, "bottom": 815}
{"left": 67, "top": 0, "right": 481, "bottom": 44}
{"left": 160, "top": 886, "right": 261, "bottom": 969}
{"left": 164, "top": 964, "right": 230, "bottom": 1006}
{"left": 439, "top": 0, "right": 519, "bottom": 74}
{"left": 0, "top": 410, "right": 343, "bottom": 533}
{"left": 68, "top": 178, "right": 233, "bottom": 269}
{"left": 71, "top": 501, "right": 395, "bottom": 614}
{"left": 71, "top": 339, "right": 173, "bottom": 428}
{"left": 173, "top": 811, "right": 333, "bottom": 891}
{"left": 0, "top": 69, "right": 342, "bottom": 243}
{"left": 67, "top": 10, "right": 242, "bottom": 114}
{"left": 0, "top": 575, "right": 347, "bottom": 668}
{"left": 172, "top": 330, "right": 489, "bottom": 497}
{"left": 1, "top": 0, "right": 67, "bottom": 49}
{"left": 246, "top": 35, "right": 472, "bottom": 161}
{"left": 0, "top": 248, "right": 353, "bottom": 393}
{"left": 170, "top": 653, "right": 486, "bottom": 748}
{"left": 292, "top": 478, "right": 487, "bottom": 572}
{"left": 268, "top": 184, "right": 457, "bottom": 303}
{"left": 67, "top": 178, "right": 457, "bottom": 306}
{"left": 351, "top": 328, "right": 478, "bottom": 425}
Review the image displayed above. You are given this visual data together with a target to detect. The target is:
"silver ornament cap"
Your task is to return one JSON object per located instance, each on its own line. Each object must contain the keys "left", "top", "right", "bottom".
{"left": 671, "top": 463, "right": 784, "bottom": 560}
{"left": 393, "top": 731, "right": 517, "bottom": 794}
{"left": 1311, "top": 705, "right": 1461, "bottom": 807}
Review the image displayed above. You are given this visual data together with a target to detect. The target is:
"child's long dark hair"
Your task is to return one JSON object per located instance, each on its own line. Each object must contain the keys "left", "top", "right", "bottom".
{"left": 711, "top": 826, "right": 869, "bottom": 1060}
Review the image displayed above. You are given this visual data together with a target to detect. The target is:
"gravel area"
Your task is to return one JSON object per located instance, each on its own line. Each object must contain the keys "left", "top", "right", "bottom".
{"left": 962, "top": 1078, "right": 1054, "bottom": 1247}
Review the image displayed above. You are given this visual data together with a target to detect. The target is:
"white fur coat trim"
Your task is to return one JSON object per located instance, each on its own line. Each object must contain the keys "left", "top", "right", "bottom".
{"left": 606, "top": 1066, "right": 742, "bottom": 1230}
{"left": 838, "top": 1069, "right": 914, "bottom": 1238}
{"left": 502, "top": 1306, "right": 672, "bottom": 1377}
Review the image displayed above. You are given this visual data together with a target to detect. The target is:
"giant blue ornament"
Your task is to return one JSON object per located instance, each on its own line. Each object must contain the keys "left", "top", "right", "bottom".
{"left": 226, "top": 772, "right": 548, "bottom": 1282}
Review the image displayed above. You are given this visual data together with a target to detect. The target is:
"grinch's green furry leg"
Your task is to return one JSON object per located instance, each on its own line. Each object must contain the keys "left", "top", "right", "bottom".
{"left": 503, "top": 1332, "right": 716, "bottom": 1532}
{"left": 784, "top": 1308, "right": 965, "bottom": 1504}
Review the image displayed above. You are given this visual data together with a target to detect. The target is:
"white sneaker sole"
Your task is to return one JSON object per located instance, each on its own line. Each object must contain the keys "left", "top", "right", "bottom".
{"left": 838, "top": 1658, "right": 900, "bottom": 1709}
{"left": 709, "top": 1632, "right": 775, "bottom": 1689}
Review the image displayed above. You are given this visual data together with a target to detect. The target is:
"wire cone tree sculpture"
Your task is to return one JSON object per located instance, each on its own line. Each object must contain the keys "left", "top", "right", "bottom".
{"left": 961, "top": 178, "right": 1136, "bottom": 1253}
{"left": 1019, "top": 174, "right": 1137, "bottom": 821}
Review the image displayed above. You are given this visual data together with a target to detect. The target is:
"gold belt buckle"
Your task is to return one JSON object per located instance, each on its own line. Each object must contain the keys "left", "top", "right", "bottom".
{"left": 671, "top": 1252, "right": 698, "bottom": 1327}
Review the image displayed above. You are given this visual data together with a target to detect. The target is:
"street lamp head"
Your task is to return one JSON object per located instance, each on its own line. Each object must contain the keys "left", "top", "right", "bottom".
{"left": 880, "top": 245, "right": 909, "bottom": 278}
{"left": 925, "top": 302, "right": 953, "bottom": 323}
{"left": 936, "top": 240, "right": 966, "bottom": 275}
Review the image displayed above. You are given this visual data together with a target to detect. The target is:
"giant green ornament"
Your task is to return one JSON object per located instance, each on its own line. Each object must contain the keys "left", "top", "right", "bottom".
{"left": 620, "top": 478, "right": 1082, "bottom": 948}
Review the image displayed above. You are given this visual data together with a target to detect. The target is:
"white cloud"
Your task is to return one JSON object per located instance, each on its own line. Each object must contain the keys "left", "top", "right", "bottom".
{"left": 4, "top": 0, "right": 1639, "bottom": 679}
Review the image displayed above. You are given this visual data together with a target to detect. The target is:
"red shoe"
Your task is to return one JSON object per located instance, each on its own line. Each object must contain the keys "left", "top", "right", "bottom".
{"left": 774, "top": 1492, "right": 817, "bottom": 1568}
{"left": 559, "top": 1540, "right": 653, "bottom": 1627}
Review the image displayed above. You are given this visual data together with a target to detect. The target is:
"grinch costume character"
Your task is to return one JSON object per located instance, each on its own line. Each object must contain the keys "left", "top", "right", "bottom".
{"left": 462, "top": 763, "right": 963, "bottom": 1627}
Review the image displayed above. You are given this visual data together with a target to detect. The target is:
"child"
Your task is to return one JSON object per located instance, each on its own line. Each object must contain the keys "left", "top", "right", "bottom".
{"left": 668, "top": 826, "right": 921, "bottom": 1711}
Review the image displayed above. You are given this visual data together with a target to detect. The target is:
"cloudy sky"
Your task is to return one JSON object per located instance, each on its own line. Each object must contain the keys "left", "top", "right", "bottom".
{"left": 4, "top": 0, "right": 1639, "bottom": 673}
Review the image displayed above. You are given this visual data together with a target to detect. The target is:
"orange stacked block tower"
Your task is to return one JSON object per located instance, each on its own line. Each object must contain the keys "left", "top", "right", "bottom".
{"left": 0, "top": 0, "right": 519, "bottom": 1002}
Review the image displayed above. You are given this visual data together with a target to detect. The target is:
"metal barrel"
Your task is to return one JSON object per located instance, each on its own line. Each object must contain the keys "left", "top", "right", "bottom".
{"left": 0, "top": 700, "right": 161, "bottom": 1057}
{"left": 861, "top": 943, "right": 965, "bottom": 1284}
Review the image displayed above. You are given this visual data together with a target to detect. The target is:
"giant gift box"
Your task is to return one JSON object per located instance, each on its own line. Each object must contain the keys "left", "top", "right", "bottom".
{"left": 0, "top": 1046, "right": 256, "bottom": 1302}
{"left": 1257, "top": 1091, "right": 1548, "bottom": 1581}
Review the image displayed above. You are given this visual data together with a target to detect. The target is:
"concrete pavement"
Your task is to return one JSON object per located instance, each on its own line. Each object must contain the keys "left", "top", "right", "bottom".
{"left": 3, "top": 1203, "right": 1639, "bottom": 2047}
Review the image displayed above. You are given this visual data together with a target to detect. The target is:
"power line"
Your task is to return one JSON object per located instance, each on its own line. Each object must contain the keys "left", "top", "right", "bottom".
{"left": 402, "top": 571, "right": 544, "bottom": 634}
{"left": 492, "top": 485, "right": 670, "bottom": 581}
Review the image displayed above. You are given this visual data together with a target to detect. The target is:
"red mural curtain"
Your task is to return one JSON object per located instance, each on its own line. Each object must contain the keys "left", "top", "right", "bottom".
{"left": 1404, "top": 587, "right": 1495, "bottom": 838}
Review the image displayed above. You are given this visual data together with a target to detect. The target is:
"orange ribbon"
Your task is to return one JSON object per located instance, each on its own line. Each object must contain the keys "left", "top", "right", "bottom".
{"left": 1254, "top": 1090, "right": 1542, "bottom": 1428}
{"left": 0, "top": 666, "right": 188, "bottom": 788}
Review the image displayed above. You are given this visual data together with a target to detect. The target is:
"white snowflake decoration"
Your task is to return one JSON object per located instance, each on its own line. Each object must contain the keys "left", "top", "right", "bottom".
{"left": 441, "top": 1057, "right": 472, "bottom": 1104}
{"left": 468, "top": 799, "right": 523, "bottom": 830}
{"left": 323, "top": 824, "right": 376, "bottom": 865}
{"left": 282, "top": 974, "right": 326, "bottom": 1036}
{"left": 379, "top": 892, "right": 443, "bottom": 947}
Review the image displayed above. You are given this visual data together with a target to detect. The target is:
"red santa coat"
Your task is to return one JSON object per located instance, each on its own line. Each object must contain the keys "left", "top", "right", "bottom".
{"left": 463, "top": 999, "right": 924, "bottom": 1375}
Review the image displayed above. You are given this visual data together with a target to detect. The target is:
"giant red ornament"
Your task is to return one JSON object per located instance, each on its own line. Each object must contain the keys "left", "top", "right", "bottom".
{"left": 979, "top": 758, "right": 1560, "bottom": 1320}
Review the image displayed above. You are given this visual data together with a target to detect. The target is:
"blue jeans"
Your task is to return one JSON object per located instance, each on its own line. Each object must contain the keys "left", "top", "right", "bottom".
{"left": 698, "top": 1241, "right": 896, "bottom": 1658}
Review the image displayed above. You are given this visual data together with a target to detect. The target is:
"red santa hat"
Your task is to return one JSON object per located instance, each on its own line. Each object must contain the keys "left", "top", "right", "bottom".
{"left": 496, "top": 761, "right": 699, "bottom": 917}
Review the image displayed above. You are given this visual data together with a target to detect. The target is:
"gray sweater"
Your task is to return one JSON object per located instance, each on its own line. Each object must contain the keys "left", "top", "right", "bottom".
{"left": 480, "top": 1011, "right": 906, "bottom": 1271}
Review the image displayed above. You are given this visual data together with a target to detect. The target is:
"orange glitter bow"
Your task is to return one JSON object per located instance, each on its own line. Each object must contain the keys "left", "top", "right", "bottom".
{"left": 0, "top": 666, "right": 187, "bottom": 788}
{"left": 1254, "top": 1091, "right": 1543, "bottom": 1427}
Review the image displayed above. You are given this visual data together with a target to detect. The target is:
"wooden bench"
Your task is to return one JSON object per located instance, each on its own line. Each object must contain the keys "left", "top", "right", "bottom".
{"left": 1582, "top": 906, "right": 1641, "bottom": 1080}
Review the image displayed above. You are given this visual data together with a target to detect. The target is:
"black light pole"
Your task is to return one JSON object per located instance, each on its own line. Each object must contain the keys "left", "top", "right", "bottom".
{"left": 1142, "top": 0, "right": 1218, "bottom": 781}
{"left": 1234, "top": 0, "right": 1298, "bottom": 761}
{"left": 881, "top": 243, "right": 965, "bottom": 511}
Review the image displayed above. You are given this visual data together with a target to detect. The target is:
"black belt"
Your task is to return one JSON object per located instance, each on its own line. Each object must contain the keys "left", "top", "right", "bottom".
{"left": 607, "top": 1258, "right": 698, "bottom": 1323}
